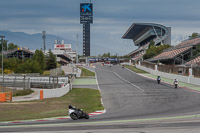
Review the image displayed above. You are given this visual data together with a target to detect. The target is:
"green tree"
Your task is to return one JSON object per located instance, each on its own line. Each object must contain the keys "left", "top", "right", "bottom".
{"left": 143, "top": 44, "right": 171, "bottom": 59}
{"left": 46, "top": 50, "right": 57, "bottom": 70}
{"left": 149, "top": 40, "right": 155, "bottom": 47}
{"left": 189, "top": 32, "right": 199, "bottom": 39}
{"left": 3, "top": 58, "right": 22, "bottom": 72}
{"left": 33, "top": 49, "right": 46, "bottom": 71}
{"left": 193, "top": 44, "right": 200, "bottom": 57}
{"left": 8, "top": 43, "right": 18, "bottom": 50}
{"left": 16, "top": 59, "right": 42, "bottom": 74}
{"left": 102, "top": 52, "right": 111, "bottom": 58}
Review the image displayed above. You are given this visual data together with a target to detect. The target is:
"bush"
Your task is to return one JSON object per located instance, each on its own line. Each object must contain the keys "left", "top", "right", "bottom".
{"left": 15, "top": 59, "right": 42, "bottom": 74}
{"left": 13, "top": 89, "right": 34, "bottom": 97}
{"left": 4, "top": 69, "right": 13, "bottom": 74}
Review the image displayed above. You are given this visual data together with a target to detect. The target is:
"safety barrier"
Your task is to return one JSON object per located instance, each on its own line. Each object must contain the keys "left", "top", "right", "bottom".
{"left": 0, "top": 76, "right": 68, "bottom": 89}
{"left": 0, "top": 92, "right": 12, "bottom": 102}
{"left": 40, "top": 90, "right": 43, "bottom": 100}
{"left": 136, "top": 64, "right": 200, "bottom": 86}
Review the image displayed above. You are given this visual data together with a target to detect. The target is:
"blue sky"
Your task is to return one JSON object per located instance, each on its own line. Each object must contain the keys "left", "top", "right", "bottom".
{"left": 1, "top": 0, "right": 200, "bottom": 55}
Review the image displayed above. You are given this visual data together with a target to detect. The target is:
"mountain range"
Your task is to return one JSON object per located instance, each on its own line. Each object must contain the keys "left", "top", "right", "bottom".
{"left": 0, "top": 30, "right": 76, "bottom": 50}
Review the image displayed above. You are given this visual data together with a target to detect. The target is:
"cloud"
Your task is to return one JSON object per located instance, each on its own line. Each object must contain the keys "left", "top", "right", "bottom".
{"left": 1, "top": 0, "right": 200, "bottom": 55}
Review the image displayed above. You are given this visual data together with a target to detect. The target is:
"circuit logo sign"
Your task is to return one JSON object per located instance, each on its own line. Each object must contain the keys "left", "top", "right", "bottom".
{"left": 80, "top": 3, "right": 93, "bottom": 16}
{"left": 82, "top": 4, "right": 91, "bottom": 12}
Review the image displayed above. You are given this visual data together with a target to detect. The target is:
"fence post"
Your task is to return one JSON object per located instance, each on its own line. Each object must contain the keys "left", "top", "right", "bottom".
{"left": 23, "top": 74, "right": 26, "bottom": 90}
{"left": 188, "top": 68, "right": 193, "bottom": 83}
{"left": 14, "top": 76, "right": 16, "bottom": 90}
{"left": 53, "top": 77, "right": 55, "bottom": 89}
{"left": 28, "top": 78, "right": 30, "bottom": 89}
{"left": 49, "top": 76, "right": 51, "bottom": 89}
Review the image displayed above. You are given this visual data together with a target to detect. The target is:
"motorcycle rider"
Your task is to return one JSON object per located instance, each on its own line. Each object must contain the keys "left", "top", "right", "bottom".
{"left": 68, "top": 105, "right": 76, "bottom": 116}
{"left": 174, "top": 78, "right": 178, "bottom": 88}
{"left": 68, "top": 104, "right": 89, "bottom": 120}
{"left": 157, "top": 76, "right": 161, "bottom": 84}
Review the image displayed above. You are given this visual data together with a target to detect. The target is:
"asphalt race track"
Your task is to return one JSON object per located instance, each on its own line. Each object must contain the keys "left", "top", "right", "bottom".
{"left": 1, "top": 64, "right": 200, "bottom": 132}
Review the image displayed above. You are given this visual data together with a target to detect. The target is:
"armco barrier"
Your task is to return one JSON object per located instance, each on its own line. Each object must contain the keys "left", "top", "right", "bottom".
{"left": 0, "top": 92, "right": 12, "bottom": 102}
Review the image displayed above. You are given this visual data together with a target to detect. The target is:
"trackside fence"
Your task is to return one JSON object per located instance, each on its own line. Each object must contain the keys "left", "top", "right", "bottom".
{"left": 0, "top": 75, "right": 68, "bottom": 89}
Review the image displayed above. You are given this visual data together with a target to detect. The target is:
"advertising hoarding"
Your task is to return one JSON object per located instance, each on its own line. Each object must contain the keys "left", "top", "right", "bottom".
{"left": 80, "top": 3, "right": 93, "bottom": 24}
{"left": 54, "top": 44, "right": 72, "bottom": 50}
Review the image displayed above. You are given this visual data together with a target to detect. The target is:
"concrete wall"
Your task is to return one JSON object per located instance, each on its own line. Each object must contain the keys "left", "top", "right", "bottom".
{"left": 43, "top": 84, "right": 70, "bottom": 99}
{"left": 76, "top": 68, "right": 81, "bottom": 77}
{"left": 136, "top": 64, "right": 200, "bottom": 86}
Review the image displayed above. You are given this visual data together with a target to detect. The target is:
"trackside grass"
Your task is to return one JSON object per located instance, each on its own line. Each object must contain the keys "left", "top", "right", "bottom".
{"left": 78, "top": 67, "right": 95, "bottom": 77}
{"left": 124, "top": 65, "right": 147, "bottom": 73}
{"left": 0, "top": 88, "right": 104, "bottom": 122}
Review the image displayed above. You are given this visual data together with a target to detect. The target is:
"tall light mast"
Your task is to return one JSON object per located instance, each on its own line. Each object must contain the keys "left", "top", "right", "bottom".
{"left": 42, "top": 31, "right": 46, "bottom": 52}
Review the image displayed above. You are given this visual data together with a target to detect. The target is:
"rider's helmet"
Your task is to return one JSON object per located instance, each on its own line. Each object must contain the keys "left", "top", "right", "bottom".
{"left": 69, "top": 105, "right": 73, "bottom": 109}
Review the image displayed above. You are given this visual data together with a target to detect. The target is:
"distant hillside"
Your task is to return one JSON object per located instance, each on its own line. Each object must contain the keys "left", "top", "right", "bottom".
{"left": 0, "top": 30, "right": 75, "bottom": 50}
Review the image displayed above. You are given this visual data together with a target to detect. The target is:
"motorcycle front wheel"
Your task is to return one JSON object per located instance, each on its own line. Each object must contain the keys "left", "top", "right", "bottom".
{"left": 83, "top": 113, "right": 89, "bottom": 119}
{"left": 70, "top": 113, "right": 78, "bottom": 120}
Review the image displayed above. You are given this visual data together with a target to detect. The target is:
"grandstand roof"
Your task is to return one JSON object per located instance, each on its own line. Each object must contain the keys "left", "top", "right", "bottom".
{"left": 122, "top": 23, "right": 170, "bottom": 46}
{"left": 177, "top": 37, "right": 200, "bottom": 47}
{"left": 150, "top": 46, "right": 192, "bottom": 61}
{"left": 185, "top": 56, "right": 200, "bottom": 66}
{"left": 5, "top": 47, "right": 34, "bottom": 59}
{"left": 149, "top": 37, "right": 200, "bottom": 62}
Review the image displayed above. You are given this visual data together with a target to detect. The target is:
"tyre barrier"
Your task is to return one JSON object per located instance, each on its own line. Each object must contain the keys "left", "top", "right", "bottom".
{"left": 0, "top": 92, "right": 12, "bottom": 102}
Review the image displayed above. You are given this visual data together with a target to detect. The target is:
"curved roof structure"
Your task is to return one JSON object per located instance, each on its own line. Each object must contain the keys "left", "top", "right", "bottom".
{"left": 122, "top": 23, "right": 171, "bottom": 46}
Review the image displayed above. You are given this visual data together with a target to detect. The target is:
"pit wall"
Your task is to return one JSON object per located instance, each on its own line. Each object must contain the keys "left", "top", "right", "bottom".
{"left": 136, "top": 63, "right": 200, "bottom": 86}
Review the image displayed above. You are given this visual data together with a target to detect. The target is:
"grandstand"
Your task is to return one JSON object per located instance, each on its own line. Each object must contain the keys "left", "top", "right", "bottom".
{"left": 4, "top": 47, "right": 72, "bottom": 65}
{"left": 122, "top": 23, "right": 171, "bottom": 63}
{"left": 186, "top": 56, "right": 200, "bottom": 66}
{"left": 150, "top": 37, "right": 200, "bottom": 65}
{"left": 6, "top": 47, "right": 34, "bottom": 59}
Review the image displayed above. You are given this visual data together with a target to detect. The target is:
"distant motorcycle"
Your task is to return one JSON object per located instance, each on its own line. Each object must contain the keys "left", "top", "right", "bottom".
{"left": 69, "top": 105, "right": 89, "bottom": 120}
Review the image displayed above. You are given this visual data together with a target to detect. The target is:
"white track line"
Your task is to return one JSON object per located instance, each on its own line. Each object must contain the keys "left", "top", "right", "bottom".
{"left": 95, "top": 68, "right": 106, "bottom": 113}
{"left": 113, "top": 72, "right": 144, "bottom": 92}
{"left": 96, "top": 67, "right": 144, "bottom": 92}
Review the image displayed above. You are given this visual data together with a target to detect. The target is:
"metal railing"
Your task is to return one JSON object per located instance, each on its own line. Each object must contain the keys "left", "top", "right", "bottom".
{"left": 0, "top": 75, "right": 68, "bottom": 89}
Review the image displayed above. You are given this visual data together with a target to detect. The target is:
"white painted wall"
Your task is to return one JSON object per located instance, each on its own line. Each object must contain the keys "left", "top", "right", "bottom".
{"left": 136, "top": 64, "right": 200, "bottom": 86}
{"left": 43, "top": 84, "right": 70, "bottom": 99}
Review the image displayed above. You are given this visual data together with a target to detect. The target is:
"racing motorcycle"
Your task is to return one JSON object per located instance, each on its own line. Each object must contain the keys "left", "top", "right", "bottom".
{"left": 69, "top": 105, "right": 89, "bottom": 120}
